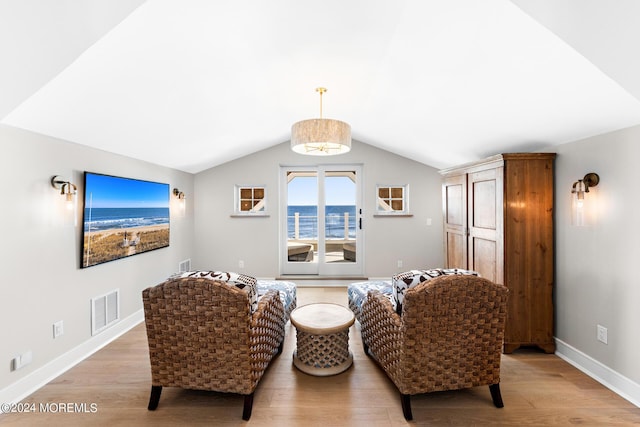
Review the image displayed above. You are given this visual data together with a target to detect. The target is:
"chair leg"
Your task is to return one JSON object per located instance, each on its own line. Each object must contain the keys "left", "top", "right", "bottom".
{"left": 400, "top": 393, "right": 413, "bottom": 421}
{"left": 362, "top": 338, "right": 369, "bottom": 356}
{"left": 147, "top": 385, "right": 162, "bottom": 410}
{"left": 242, "top": 393, "right": 254, "bottom": 421}
{"left": 489, "top": 383, "right": 504, "bottom": 408}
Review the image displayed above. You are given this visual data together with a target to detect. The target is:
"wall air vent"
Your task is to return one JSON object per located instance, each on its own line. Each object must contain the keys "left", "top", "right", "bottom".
{"left": 178, "top": 258, "right": 191, "bottom": 273}
{"left": 91, "top": 289, "right": 120, "bottom": 336}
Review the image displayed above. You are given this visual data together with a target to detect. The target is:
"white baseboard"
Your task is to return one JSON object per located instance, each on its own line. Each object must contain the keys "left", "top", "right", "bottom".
{"left": 0, "top": 309, "right": 144, "bottom": 405}
{"left": 555, "top": 338, "right": 640, "bottom": 407}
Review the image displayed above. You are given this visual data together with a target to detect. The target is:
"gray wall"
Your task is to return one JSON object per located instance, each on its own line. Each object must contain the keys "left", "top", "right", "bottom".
{"left": 0, "top": 124, "right": 195, "bottom": 393}
{"left": 193, "top": 140, "right": 444, "bottom": 278}
{"left": 4, "top": 121, "right": 640, "bottom": 403}
{"left": 552, "top": 125, "right": 640, "bottom": 387}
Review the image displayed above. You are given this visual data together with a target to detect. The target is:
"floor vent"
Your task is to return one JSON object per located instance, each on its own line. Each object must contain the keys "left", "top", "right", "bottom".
{"left": 91, "top": 289, "right": 120, "bottom": 336}
{"left": 178, "top": 258, "right": 191, "bottom": 273}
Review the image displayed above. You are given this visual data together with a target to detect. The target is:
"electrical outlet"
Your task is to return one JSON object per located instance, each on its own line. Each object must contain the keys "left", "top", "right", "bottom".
{"left": 597, "top": 324, "right": 608, "bottom": 344}
{"left": 397, "top": 260, "right": 403, "bottom": 268}
{"left": 426, "top": 218, "right": 432, "bottom": 226}
{"left": 238, "top": 260, "right": 245, "bottom": 268}
{"left": 12, "top": 350, "right": 33, "bottom": 370}
{"left": 53, "top": 320, "right": 64, "bottom": 338}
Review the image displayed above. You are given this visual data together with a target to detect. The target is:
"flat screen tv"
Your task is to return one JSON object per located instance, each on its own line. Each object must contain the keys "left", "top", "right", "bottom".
{"left": 81, "top": 172, "right": 170, "bottom": 268}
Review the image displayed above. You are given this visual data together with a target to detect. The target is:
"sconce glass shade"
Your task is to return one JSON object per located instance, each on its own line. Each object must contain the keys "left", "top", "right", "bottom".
{"left": 51, "top": 175, "right": 78, "bottom": 223}
{"left": 571, "top": 180, "right": 587, "bottom": 226}
{"left": 291, "top": 118, "right": 351, "bottom": 155}
{"left": 571, "top": 173, "right": 599, "bottom": 226}
{"left": 173, "top": 188, "right": 186, "bottom": 216}
{"left": 51, "top": 175, "right": 77, "bottom": 208}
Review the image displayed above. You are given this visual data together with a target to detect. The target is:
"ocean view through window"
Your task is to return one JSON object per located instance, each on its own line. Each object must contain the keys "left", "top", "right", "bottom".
{"left": 287, "top": 205, "right": 356, "bottom": 239}
{"left": 283, "top": 166, "right": 361, "bottom": 275}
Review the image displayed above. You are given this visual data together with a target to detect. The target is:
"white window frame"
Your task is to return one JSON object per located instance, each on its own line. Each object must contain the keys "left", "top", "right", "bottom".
{"left": 233, "top": 185, "right": 267, "bottom": 216}
{"left": 375, "top": 184, "right": 409, "bottom": 215}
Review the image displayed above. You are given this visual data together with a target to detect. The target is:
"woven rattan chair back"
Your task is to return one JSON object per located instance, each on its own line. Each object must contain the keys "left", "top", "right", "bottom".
{"left": 142, "top": 276, "right": 286, "bottom": 420}
{"left": 360, "top": 274, "right": 508, "bottom": 420}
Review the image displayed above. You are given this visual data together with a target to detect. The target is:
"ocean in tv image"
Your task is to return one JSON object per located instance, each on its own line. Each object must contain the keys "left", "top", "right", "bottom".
{"left": 81, "top": 172, "right": 170, "bottom": 268}
{"left": 84, "top": 207, "right": 170, "bottom": 232}
{"left": 288, "top": 205, "right": 356, "bottom": 239}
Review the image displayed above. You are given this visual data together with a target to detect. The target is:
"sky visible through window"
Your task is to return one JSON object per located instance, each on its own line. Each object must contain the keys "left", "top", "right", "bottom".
{"left": 289, "top": 175, "right": 355, "bottom": 206}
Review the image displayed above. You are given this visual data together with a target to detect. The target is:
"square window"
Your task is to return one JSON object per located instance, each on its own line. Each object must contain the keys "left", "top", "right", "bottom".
{"left": 235, "top": 186, "right": 266, "bottom": 214}
{"left": 376, "top": 185, "right": 408, "bottom": 215}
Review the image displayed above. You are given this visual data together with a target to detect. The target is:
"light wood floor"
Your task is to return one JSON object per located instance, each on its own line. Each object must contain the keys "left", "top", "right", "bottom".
{"left": 2, "top": 287, "right": 640, "bottom": 426}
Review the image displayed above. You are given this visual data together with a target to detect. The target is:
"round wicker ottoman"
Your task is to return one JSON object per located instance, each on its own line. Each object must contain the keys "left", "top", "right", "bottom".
{"left": 290, "top": 303, "right": 355, "bottom": 376}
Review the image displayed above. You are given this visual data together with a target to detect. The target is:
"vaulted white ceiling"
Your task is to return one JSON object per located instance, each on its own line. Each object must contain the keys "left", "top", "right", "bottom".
{"left": 2, "top": 0, "right": 640, "bottom": 173}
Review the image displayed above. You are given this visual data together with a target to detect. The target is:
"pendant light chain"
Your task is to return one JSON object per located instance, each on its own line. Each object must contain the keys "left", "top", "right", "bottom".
{"left": 316, "top": 87, "right": 327, "bottom": 119}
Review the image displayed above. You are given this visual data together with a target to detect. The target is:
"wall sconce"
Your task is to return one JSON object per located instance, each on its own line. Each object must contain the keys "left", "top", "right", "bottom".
{"left": 51, "top": 175, "right": 77, "bottom": 210}
{"left": 571, "top": 172, "right": 599, "bottom": 226}
{"left": 173, "top": 188, "right": 186, "bottom": 215}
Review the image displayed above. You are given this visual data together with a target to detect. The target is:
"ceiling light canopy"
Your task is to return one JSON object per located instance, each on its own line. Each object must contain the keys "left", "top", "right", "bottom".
{"left": 291, "top": 87, "right": 351, "bottom": 156}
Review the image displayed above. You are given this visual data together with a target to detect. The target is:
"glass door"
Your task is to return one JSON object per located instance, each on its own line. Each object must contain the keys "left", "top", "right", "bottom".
{"left": 281, "top": 165, "right": 362, "bottom": 276}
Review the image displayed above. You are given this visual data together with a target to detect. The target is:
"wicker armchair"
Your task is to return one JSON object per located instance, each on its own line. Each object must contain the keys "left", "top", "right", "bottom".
{"left": 359, "top": 275, "right": 509, "bottom": 421}
{"left": 142, "top": 276, "right": 287, "bottom": 420}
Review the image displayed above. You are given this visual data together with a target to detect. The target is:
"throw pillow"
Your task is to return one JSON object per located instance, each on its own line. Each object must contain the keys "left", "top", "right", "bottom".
{"left": 178, "top": 270, "right": 258, "bottom": 313}
{"left": 391, "top": 268, "right": 478, "bottom": 314}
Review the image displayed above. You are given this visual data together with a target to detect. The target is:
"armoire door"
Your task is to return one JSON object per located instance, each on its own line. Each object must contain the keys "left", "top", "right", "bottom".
{"left": 467, "top": 167, "right": 504, "bottom": 284}
{"left": 442, "top": 175, "right": 467, "bottom": 269}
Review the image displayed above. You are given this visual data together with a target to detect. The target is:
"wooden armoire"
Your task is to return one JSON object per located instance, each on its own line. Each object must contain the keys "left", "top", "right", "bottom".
{"left": 439, "top": 153, "right": 555, "bottom": 353}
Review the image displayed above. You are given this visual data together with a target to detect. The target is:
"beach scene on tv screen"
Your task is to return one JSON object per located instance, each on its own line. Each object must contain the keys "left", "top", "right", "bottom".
{"left": 82, "top": 173, "right": 170, "bottom": 268}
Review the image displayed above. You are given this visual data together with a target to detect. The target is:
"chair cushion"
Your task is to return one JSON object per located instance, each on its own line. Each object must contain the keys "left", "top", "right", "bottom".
{"left": 347, "top": 280, "right": 394, "bottom": 321}
{"left": 256, "top": 280, "right": 297, "bottom": 322}
{"left": 392, "top": 268, "right": 478, "bottom": 314}
{"left": 177, "top": 270, "right": 258, "bottom": 313}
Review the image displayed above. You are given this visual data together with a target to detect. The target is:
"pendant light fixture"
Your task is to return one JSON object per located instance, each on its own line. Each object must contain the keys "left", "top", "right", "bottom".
{"left": 291, "top": 87, "right": 351, "bottom": 156}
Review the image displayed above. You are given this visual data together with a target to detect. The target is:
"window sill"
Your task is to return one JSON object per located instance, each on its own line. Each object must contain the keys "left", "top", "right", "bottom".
{"left": 230, "top": 213, "right": 270, "bottom": 218}
{"left": 373, "top": 213, "right": 413, "bottom": 217}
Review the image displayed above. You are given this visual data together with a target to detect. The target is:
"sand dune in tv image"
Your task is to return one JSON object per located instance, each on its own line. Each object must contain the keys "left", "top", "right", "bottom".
{"left": 82, "top": 173, "right": 170, "bottom": 268}
{"left": 82, "top": 224, "right": 170, "bottom": 267}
